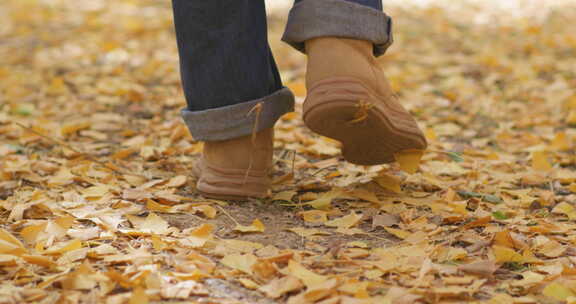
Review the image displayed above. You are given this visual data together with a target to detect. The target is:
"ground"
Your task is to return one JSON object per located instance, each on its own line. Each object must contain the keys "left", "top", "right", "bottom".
{"left": 1, "top": 0, "right": 576, "bottom": 303}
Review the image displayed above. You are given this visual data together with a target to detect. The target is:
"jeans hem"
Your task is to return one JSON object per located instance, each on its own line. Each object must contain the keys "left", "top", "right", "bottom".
{"left": 282, "top": 0, "right": 393, "bottom": 57}
{"left": 181, "top": 87, "right": 295, "bottom": 141}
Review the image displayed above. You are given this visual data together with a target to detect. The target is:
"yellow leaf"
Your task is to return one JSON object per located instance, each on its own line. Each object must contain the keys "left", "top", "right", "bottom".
{"left": 567, "top": 110, "right": 576, "bottom": 126}
{"left": 140, "top": 213, "right": 170, "bottom": 234}
{"left": 238, "top": 278, "right": 259, "bottom": 290}
{"left": 165, "top": 175, "right": 187, "bottom": 188}
{"left": 184, "top": 224, "right": 214, "bottom": 248}
{"left": 20, "top": 223, "right": 47, "bottom": 244}
{"left": 493, "top": 246, "right": 524, "bottom": 264}
{"left": 0, "top": 239, "right": 25, "bottom": 256}
{"left": 394, "top": 149, "right": 425, "bottom": 174}
{"left": 347, "top": 188, "right": 380, "bottom": 204}
{"left": 287, "top": 260, "right": 327, "bottom": 289}
{"left": 82, "top": 185, "right": 111, "bottom": 199}
{"left": 272, "top": 190, "right": 297, "bottom": 201}
{"left": 325, "top": 212, "right": 362, "bottom": 229}
{"left": 543, "top": 282, "right": 576, "bottom": 301}
{"left": 375, "top": 174, "right": 402, "bottom": 194}
{"left": 286, "top": 82, "right": 306, "bottom": 97}
{"left": 190, "top": 205, "right": 217, "bottom": 219}
{"left": 61, "top": 262, "right": 97, "bottom": 290}
{"left": 0, "top": 229, "right": 26, "bottom": 255}
{"left": 425, "top": 128, "right": 437, "bottom": 141}
{"left": 21, "top": 255, "right": 56, "bottom": 268}
{"left": 55, "top": 216, "right": 75, "bottom": 230}
{"left": 221, "top": 253, "right": 257, "bottom": 275}
{"left": 384, "top": 227, "right": 411, "bottom": 240}
{"left": 61, "top": 121, "right": 91, "bottom": 136}
{"left": 259, "top": 276, "right": 303, "bottom": 299}
{"left": 552, "top": 202, "right": 576, "bottom": 221}
{"left": 130, "top": 287, "right": 149, "bottom": 304}
{"left": 146, "top": 199, "right": 171, "bottom": 213}
{"left": 288, "top": 228, "right": 331, "bottom": 238}
{"left": 570, "top": 183, "right": 576, "bottom": 193}
{"left": 151, "top": 235, "right": 168, "bottom": 251}
{"left": 219, "top": 239, "right": 263, "bottom": 254}
{"left": 299, "top": 210, "right": 328, "bottom": 224}
{"left": 531, "top": 151, "right": 552, "bottom": 171}
{"left": 234, "top": 219, "right": 265, "bottom": 233}
{"left": 47, "top": 77, "right": 67, "bottom": 95}
{"left": 307, "top": 189, "right": 343, "bottom": 210}
{"left": 551, "top": 132, "right": 571, "bottom": 151}
{"left": 45, "top": 239, "right": 83, "bottom": 255}
{"left": 0, "top": 255, "right": 18, "bottom": 266}
{"left": 112, "top": 148, "right": 137, "bottom": 160}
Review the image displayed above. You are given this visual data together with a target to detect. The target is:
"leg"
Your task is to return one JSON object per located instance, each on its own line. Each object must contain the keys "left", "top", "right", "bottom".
{"left": 172, "top": 0, "right": 294, "bottom": 141}
{"left": 286, "top": 0, "right": 391, "bottom": 56}
{"left": 171, "top": 0, "right": 295, "bottom": 199}
{"left": 282, "top": 0, "right": 427, "bottom": 166}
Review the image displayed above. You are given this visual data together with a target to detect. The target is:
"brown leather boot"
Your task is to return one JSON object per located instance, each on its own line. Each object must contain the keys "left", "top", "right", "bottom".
{"left": 193, "top": 128, "right": 273, "bottom": 200}
{"left": 303, "top": 37, "right": 427, "bottom": 166}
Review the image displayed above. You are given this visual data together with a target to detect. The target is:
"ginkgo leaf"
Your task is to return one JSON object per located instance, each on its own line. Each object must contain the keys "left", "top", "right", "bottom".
{"left": 394, "top": 149, "right": 425, "bottom": 174}
{"left": 531, "top": 151, "right": 552, "bottom": 171}
{"left": 552, "top": 202, "right": 576, "bottom": 220}
{"left": 288, "top": 228, "right": 331, "bottom": 238}
{"left": 221, "top": 253, "right": 257, "bottom": 275}
{"left": 44, "top": 239, "right": 83, "bottom": 255}
{"left": 190, "top": 205, "right": 217, "bottom": 219}
{"left": 384, "top": 227, "right": 411, "bottom": 240}
{"left": 181, "top": 224, "right": 214, "bottom": 248}
{"left": 165, "top": 175, "right": 187, "bottom": 188}
{"left": 234, "top": 219, "right": 265, "bottom": 233}
{"left": 129, "top": 287, "right": 149, "bottom": 304}
{"left": 543, "top": 282, "right": 575, "bottom": 301}
{"left": 0, "top": 229, "right": 26, "bottom": 255}
{"left": 272, "top": 190, "right": 297, "bottom": 201}
{"left": 325, "top": 212, "right": 362, "bottom": 229}
{"left": 287, "top": 260, "right": 327, "bottom": 289}
{"left": 374, "top": 174, "right": 402, "bottom": 194}
{"left": 299, "top": 210, "right": 328, "bottom": 224}
{"left": 140, "top": 213, "right": 171, "bottom": 234}
{"left": 493, "top": 246, "right": 524, "bottom": 264}
{"left": 259, "top": 276, "right": 303, "bottom": 298}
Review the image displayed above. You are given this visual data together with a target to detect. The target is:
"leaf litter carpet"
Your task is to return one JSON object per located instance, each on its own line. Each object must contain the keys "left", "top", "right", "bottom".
{"left": 1, "top": 1, "right": 576, "bottom": 303}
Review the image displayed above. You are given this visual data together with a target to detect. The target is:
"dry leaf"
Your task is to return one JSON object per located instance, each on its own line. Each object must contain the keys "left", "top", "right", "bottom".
{"left": 325, "top": 212, "right": 362, "bottom": 229}
{"left": 234, "top": 219, "right": 265, "bottom": 233}
{"left": 287, "top": 260, "right": 327, "bottom": 289}
{"left": 394, "top": 149, "right": 425, "bottom": 174}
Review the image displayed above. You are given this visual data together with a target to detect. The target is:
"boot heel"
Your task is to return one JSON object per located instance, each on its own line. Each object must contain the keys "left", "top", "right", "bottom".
{"left": 303, "top": 77, "right": 427, "bottom": 166}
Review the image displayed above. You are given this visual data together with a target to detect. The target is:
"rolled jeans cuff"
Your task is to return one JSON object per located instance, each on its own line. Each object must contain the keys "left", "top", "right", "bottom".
{"left": 181, "top": 87, "right": 295, "bottom": 142}
{"left": 282, "top": 0, "right": 393, "bottom": 57}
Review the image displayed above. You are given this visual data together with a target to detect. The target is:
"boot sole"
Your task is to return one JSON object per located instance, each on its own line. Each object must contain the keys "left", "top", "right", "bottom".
{"left": 303, "top": 77, "right": 427, "bottom": 166}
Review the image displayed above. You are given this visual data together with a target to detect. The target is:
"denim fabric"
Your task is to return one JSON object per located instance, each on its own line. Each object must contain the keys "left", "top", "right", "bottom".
{"left": 295, "top": 0, "right": 382, "bottom": 10}
{"left": 284, "top": 0, "right": 392, "bottom": 56}
{"left": 172, "top": 0, "right": 390, "bottom": 142}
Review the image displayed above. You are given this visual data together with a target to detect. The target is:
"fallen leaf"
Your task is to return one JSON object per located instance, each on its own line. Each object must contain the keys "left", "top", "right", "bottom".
{"left": 259, "top": 276, "right": 303, "bottom": 298}
{"left": 288, "top": 227, "right": 331, "bottom": 238}
{"left": 394, "top": 149, "right": 425, "bottom": 174}
{"left": 532, "top": 151, "right": 552, "bottom": 171}
{"left": 325, "top": 212, "right": 362, "bottom": 229}
{"left": 287, "top": 260, "right": 327, "bottom": 289}
{"left": 220, "top": 253, "right": 257, "bottom": 275}
{"left": 543, "top": 282, "right": 575, "bottom": 301}
{"left": 374, "top": 173, "right": 402, "bottom": 194}
{"left": 234, "top": 219, "right": 265, "bottom": 233}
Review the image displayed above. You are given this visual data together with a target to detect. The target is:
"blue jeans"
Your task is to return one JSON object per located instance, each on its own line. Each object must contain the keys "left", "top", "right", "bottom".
{"left": 172, "top": 0, "right": 392, "bottom": 141}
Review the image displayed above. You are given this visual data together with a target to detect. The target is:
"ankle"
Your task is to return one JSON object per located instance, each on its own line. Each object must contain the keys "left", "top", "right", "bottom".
{"left": 203, "top": 128, "right": 274, "bottom": 171}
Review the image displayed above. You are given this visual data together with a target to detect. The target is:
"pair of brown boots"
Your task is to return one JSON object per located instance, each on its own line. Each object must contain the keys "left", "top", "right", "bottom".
{"left": 195, "top": 37, "right": 427, "bottom": 200}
